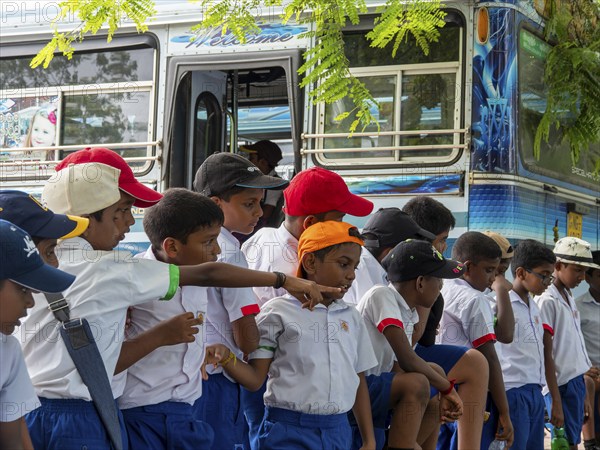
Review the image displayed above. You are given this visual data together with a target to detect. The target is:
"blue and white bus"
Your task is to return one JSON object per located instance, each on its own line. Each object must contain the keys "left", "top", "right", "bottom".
{"left": 1, "top": 0, "right": 598, "bottom": 251}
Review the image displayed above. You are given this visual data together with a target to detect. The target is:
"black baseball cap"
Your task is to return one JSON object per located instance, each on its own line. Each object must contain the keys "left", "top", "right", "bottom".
{"left": 363, "top": 208, "right": 436, "bottom": 248}
{"left": 193, "top": 152, "right": 289, "bottom": 196}
{"left": 382, "top": 239, "right": 465, "bottom": 282}
{"left": 239, "top": 140, "right": 283, "bottom": 167}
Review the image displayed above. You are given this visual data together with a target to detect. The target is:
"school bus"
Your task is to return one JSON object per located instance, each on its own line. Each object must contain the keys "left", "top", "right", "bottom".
{"left": 1, "top": 0, "right": 598, "bottom": 251}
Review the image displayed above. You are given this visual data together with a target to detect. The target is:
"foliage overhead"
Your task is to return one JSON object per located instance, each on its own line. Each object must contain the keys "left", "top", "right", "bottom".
{"left": 535, "top": 0, "right": 600, "bottom": 170}
{"left": 31, "top": 0, "right": 155, "bottom": 69}
{"left": 30, "top": 0, "right": 446, "bottom": 133}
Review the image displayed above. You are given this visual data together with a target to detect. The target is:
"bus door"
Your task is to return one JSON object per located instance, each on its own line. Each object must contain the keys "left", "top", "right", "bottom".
{"left": 164, "top": 51, "right": 303, "bottom": 189}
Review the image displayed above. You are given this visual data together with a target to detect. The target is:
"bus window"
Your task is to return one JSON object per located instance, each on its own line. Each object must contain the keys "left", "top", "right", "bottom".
{"left": 315, "top": 20, "right": 464, "bottom": 166}
{"left": 0, "top": 41, "right": 157, "bottom": 177}
{"left": 518, "top": 29, "right": 600, "bottom": 191}
{"left": 193, "top": 91, "right": 222, "bottom": 168}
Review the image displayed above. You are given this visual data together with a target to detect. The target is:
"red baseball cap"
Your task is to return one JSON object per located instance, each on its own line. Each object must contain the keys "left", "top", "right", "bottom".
{"left": 55, "top": 148, "right": 162, "bottom": 208}
{"left": 283, "top": 167, "right": 373, "bottom": 217}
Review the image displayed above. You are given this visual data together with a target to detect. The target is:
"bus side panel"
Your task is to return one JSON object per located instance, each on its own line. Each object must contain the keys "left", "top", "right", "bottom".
{"left": 469, "top": 184, "right": 599, "bottom": 248}
{"left": 471, "top": 6, "right": 517, "bottom": 174}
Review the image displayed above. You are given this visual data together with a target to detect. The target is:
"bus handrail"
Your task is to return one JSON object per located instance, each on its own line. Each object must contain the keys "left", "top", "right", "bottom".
{"left": 0, "top": 140, "right": 162, "bottom": 154}
{"left": 301, "top": 143, "right": 468, "bottom": 154}
{"left": 302, "top": 128, "right": 469, "bottom": 139}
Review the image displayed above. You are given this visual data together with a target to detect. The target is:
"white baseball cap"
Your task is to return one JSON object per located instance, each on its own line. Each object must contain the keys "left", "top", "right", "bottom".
{"left": 42, "top": 163, "right": 121, "bottom": 215}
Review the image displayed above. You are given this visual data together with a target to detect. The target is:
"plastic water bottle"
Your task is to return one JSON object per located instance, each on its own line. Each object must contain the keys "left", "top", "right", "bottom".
{"left": 488, "top": 439, "right": 506, "bottom": 450}
{"left": 551, "top": 427, "right": 570, "bottom": 450}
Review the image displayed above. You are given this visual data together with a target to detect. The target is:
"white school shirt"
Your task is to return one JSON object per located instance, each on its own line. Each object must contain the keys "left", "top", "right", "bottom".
{"left": 344, "top": 249, "right": 388, "bottom": 306}
{"left": 495, "top": 290, "right": 546, "bottom": 390}
{"left": 250, "top": 295, "right": 377, "bottom": 415}
{"left": 575, "top": 291, "right": 600, "bottom": 368}
{"left": 15, "top": 237, "right": 178, "bottom": 400}
{"left": 535, "top": 284, "right": 591, "bottom": 389}
{"left": 205, "top": 228, "right": 260, "bottom": 379}
{"left": 357, "top": 284, "right": 419, "bottom": 376}
{"left": 0, "top": 335, "right": 39, "bottom": 422}
{"left": 118, "top": 248, "right": 208, "bottom": 408}
{"left": 437, "top": 278, "right": 497, "bottom": 349}
{"left": 241, "top": 224, "right": 299, "bottom": 305}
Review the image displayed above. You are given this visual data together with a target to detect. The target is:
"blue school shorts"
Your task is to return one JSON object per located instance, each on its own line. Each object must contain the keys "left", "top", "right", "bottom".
{"left": 506, "top": 384, "right": 545, "bottom": 450}
{"left": 193, "top": 373, "right": 250, "bottom": 450}
{"left": 122, "top": 400, "right": 213, "bottom": 450}
{"left": 26, "top": 397, "right": 129, "bottom": 450}
{"left": 240, "top": 381, "right": 267, "bottom": 450}
{"left": 259, "top": 406, "right": 352, "bottom": 449}
{"left": 349, "top": 372, "right": 394, "bottom": 450}
{"left": 415, "top": 343, "right": 468, "bottom": 375}
{"left": 544, "top": 375, "right": 585, "bottom": 445}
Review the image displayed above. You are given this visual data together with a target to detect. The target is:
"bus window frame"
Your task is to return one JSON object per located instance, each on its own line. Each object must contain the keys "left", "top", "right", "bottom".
{"left": 307, "top": 11, "right": 466, "bottom": 171}
{"left": 0, "top": 33, "right": 159, "bottom": 180}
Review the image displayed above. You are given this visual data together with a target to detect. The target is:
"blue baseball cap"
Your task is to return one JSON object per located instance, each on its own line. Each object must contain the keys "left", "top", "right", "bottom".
{"left": 0, "top": 190, "right": 89, "bottom": 239}
{"left": 0, "top": 220, "right": 76, "bottom": 293}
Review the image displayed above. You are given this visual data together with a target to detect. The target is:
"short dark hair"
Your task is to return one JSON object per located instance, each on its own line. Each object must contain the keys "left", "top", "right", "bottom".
{"left": 402, "top": 197, "right": 455, "bottom": 235}
{"left": 511, "top": 239, "right": 556, "bottom": 277}
{"left": 452, "top": 231, "right": 501, "bottom": 263}
{"left": 144, "top": 188, "right": 224, "bottom": 251}
{"left": 312, "top": 228, "right": 364, "bottom": 261}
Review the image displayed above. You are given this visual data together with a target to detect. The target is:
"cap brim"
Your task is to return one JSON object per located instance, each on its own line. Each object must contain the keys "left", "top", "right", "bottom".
{"left": 416, "top": 228, "right": 436, "bottom": 241}
{"left": 11, "top": 264, "right": 76, "bottom": 293}
{"left": 428, "top": 259, "right": 465, "bottom": 279}
{"left": 237, "top": 175, "right": 289, "bottom": 191}
{"left": 556, "top": 257, "right": 600, "bottom": 269}
{"left": 336, "top": 194, "right": 374, "bottom": 217}
{"left": 120, "top": 182, "right": 163, "bottom": 208}
{"left": 36, "top": 214, "right": 89, "bottom": 239}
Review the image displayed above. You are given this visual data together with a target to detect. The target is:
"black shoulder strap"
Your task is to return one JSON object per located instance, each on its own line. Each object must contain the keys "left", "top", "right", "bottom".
{"left": 43, "top": 292, "right": 123, "bottom": 450}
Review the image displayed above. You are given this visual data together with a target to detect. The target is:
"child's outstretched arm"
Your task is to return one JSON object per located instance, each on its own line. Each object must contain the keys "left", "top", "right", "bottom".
{"left": 179, "top": 263, "right": 340, "bottom": 306}
{"left": 205, "top": 344, "right": 271, "bottom": 391}
{"left": 542, "top": 331, "right": 564, "bottom": 427}
{"left": 352, "top": 372, "right": 376, "bottom": 450}
{"left": 477, "top": 341, "right": 514, "bottom": 448}
{"left": 492, "top": 274, "right": 514, "bottom": 343}
{"left": 115, "top": 312, "right": 202, "bottom": 374}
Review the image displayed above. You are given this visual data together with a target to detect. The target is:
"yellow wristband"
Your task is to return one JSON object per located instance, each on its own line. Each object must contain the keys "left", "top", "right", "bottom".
{"left": 220, "top": 352, "right": 237, "bottom": 367}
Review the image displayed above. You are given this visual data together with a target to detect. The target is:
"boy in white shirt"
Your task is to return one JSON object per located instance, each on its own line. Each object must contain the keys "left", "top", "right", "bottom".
{"left": 210, "top": 221, "right": 377, "bottom": 449}
{"left": 357, "top": 239, "right": 464, "bottom": 450}
{"left": 193, "top": 152, "right": 289, "bottom": 449}
{"left": 576, "top": 250, "right": 600, "bottom": 450}
{"left": 1, "top": 220, "right": 76, "bottom": 449}
{"left": 22, "top": 150, "right": 335, "bottom": 449}
{"left": 496, "top": 239, "right": 556, "bottom": 449}
{"left": 437, "top": 231, "right": 514, "bottom": 449}
{"left": 537, "top": 237, "right": 597, "bottom": 449}
{"left": 118, "top": 188, "right": 226, "bottom": 449}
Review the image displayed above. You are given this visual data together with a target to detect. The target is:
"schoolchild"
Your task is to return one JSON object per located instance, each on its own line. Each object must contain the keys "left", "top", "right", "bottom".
{"left": 192, "top": 152, "right": 288, "bottom": 449}
{"left": 239, "top": 166, "right": 374, "bottom": 447}
{"left": 0, "top": 220, "right": 76, "bottom": 449}
{"left": 209, "top": 221, "right": 378, "bottom": 450}
{"left": 117, "top": 188, "right": 226, "bottom": 449}
{"left": 241, "top": 166, "right": 374, "bottom": 305}
{"left": 481, "top": 230, "right": 516, "bottom": 345}
{"left": 536, "top": 237, "right": 597, "bottom": 449}
{"left": 357, "top": 239, "right": 465, "bottom": 450}
{"left": 437, "top": 231, "right": 514, "bottom": 449}
{"left": 575, "top": 251, "right": 600, "bottom": 449}
{"left": 239, "top": 140, "right": 285, "bottom": 228}
{"left": 496, "top": 239, "right": 556, "bottom": 449}
{"left": 23, "top": 156, "right": 335, "bottom": 449}
{"left": 402, "top": 198, "right": 490, "bottom": 450}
